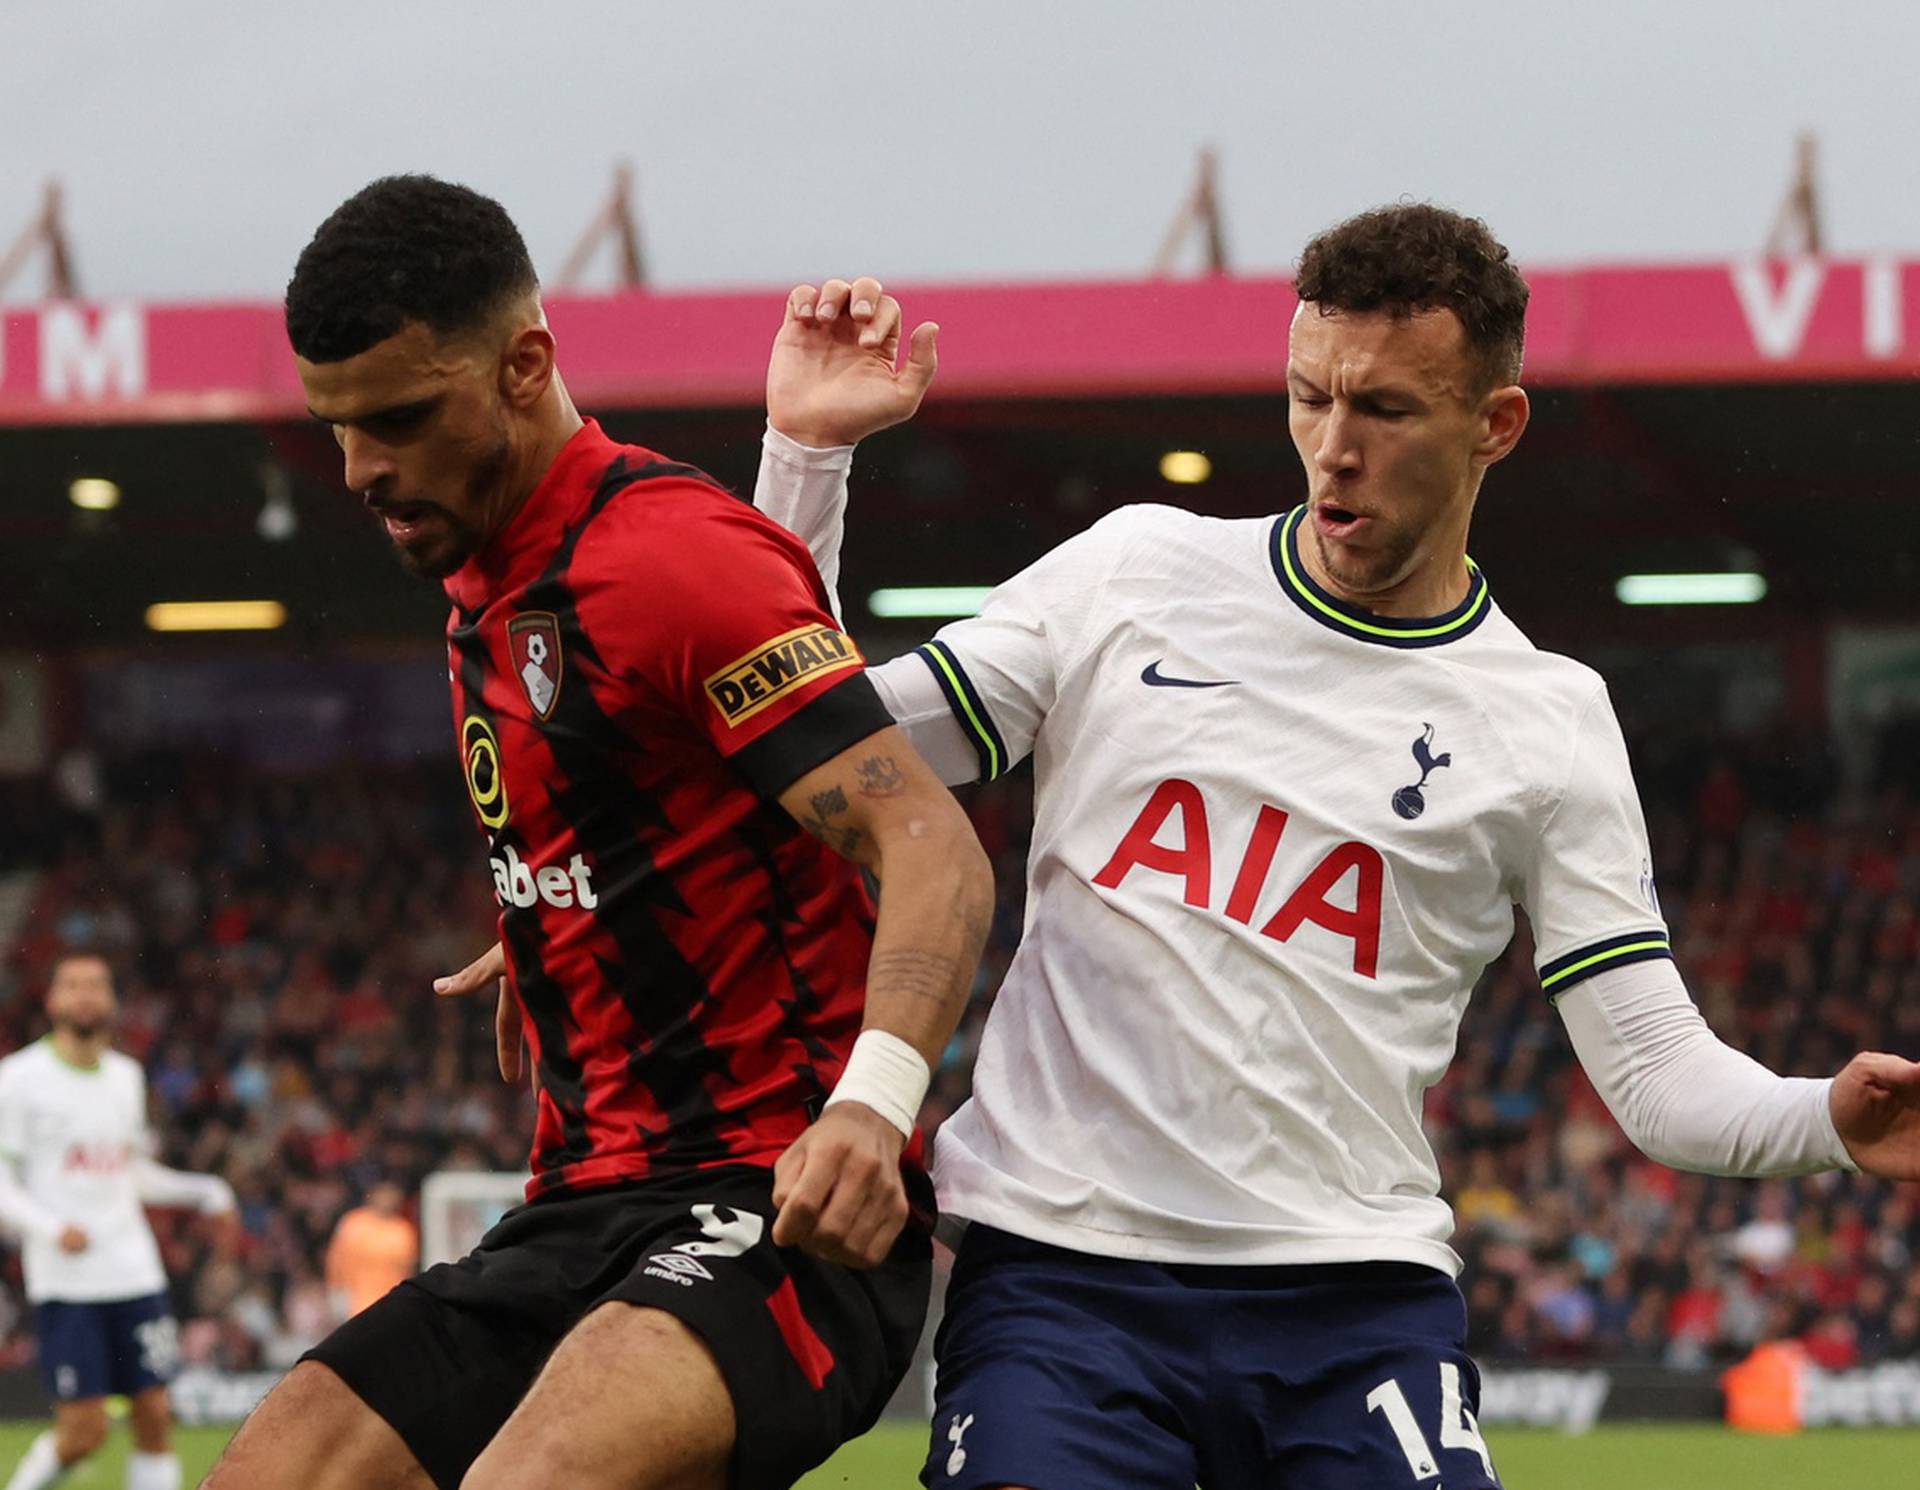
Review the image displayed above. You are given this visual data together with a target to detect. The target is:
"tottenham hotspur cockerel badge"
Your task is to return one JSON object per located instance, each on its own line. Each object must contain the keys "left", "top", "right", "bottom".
{"left": 508, "top": 612, "right": 563, "bottom": 721}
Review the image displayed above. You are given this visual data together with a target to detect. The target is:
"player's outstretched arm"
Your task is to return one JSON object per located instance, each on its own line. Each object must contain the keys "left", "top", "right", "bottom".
{"left": 756, "top": 274, "right": 935, "bottom": 611}
{"left": 757, "top": 275, "right": 1112, "bottom": 793}
{"left": 1556, "top": 959, "right": 1862, "bottom": 1177}
{"left": 754, "top": 276, "right": 996, "bottom": 786}
{"left": 769, "top": 726, "right": 992, "bottom": 1268}
{"left": 132, "top": 1157, "right": 236, "bottom": 1214}
{"left": 1527, "top": 683, "right": 1874, "bottom": 1178}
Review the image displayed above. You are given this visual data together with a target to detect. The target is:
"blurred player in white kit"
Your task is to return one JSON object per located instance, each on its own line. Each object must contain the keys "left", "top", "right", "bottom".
{"left": 0, "top": 954, "right": 235, "bottom": 1490}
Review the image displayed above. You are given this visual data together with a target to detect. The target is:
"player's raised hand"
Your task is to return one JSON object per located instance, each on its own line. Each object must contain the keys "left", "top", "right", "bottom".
{"left": 1830, "top": 1051, "right": 1920, "bottom": 1177}
{"left": 770, "top": 1104, "right": 910, "bottom": 1269}
{"left": 434, "top": 942, "right": 525, "bottom": 1085}
{"left": 767, "top": 275, "right": 939, "bottom": 449}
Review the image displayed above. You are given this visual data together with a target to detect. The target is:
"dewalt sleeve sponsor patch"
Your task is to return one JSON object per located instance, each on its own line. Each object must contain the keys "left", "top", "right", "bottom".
{"left": 705, "top": 624, "right": 864, "bottom": 727}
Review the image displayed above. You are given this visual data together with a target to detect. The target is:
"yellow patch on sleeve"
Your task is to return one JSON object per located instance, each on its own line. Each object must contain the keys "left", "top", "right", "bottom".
{"left": 704, "top": 624, "right": 863, "bottom": 727}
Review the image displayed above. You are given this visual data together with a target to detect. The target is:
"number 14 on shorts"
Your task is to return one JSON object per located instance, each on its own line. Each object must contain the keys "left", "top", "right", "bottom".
{"left": 1367, "top": 1363, "right": 1496, "bottom": 1482}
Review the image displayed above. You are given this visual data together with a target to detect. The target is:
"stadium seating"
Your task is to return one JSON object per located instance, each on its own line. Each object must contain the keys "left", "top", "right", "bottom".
{"left": 1, "top": 729, "right": 1915, "bottom": 1374}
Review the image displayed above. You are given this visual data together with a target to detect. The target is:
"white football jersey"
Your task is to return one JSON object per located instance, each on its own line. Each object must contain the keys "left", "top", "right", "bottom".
{"left": 919, "top": 504, "right": 1669, "bottom": 1274}
{"left": 0, "top": 1041, "right": 168, "bottom": 1302}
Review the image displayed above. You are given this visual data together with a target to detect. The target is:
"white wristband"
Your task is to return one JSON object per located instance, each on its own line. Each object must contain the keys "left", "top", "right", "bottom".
{"left": 824, "top": 1029, "right": 931, "bottom": 1138}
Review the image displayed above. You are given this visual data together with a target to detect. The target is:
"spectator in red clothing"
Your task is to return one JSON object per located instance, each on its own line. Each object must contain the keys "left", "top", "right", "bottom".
{"left": 1695, "top": 758, "right": 1748, "bottom": 840}
{"left": 1801, "top": 1311, "right": 1861, "bottom": 1369}
{"left": 1666, "top": 1253, "right": 1725, "bottom": 1368}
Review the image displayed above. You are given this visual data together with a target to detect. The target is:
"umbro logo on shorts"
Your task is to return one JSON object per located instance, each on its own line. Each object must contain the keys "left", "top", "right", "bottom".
{"left": 642, "top": 1203, "right": 767, "bottom": 1286}
{"left": 642, "top": 1252, "right": 714, "bottom": 1287}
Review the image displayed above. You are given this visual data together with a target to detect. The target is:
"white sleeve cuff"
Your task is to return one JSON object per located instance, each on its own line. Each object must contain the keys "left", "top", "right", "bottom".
{"left": 761, "top": 423, "right": 854, "bottom": 472}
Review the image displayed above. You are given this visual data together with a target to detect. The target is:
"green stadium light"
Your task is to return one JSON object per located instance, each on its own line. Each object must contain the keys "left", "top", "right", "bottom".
{"left": 1615, "top": 572, "right": 1767, "bottom": 606}
{"left": 867, "top": 586, "right": 994, "bottom": 619}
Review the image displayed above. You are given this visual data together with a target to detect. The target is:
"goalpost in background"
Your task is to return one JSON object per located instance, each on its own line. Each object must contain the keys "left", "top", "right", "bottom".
{"left": 419, "top": 1171, "right": 528, "bottom": 1267}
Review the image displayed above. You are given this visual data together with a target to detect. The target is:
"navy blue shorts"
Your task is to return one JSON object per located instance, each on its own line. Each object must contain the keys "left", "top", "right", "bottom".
{"left": 34, "top": 1293, "right": 178, "bottom": 1403}
{"left": 925, "top": 1226, "right": 1501, "bottom": 1490}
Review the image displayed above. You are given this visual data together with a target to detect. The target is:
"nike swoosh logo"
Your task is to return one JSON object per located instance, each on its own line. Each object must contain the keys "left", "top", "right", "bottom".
{"left": 1141, "top": 660, "right": 1239, "bottom": 689}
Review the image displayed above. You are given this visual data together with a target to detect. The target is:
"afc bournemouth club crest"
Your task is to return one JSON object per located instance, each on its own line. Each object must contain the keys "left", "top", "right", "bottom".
{"left": 508, "top": 612, "right": 563, "bottom": 721}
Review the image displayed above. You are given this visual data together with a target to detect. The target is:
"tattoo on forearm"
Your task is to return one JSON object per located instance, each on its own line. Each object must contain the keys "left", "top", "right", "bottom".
{"left": 800, "top": 784, "right": 865, "bottom": 857}
{"left": 855, "top": 755, "right": 906, "bottom": 798}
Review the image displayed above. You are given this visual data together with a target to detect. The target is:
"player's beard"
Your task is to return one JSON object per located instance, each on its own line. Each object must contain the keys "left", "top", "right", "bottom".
{"left": 393, "top": 427, "right": 512, "bottom": 581}
{"left": 1308, "top": 518, "right": 1423, "bottom": 601}
{"left": 57, "top": 1016, "right": 108, "bottom": 1042}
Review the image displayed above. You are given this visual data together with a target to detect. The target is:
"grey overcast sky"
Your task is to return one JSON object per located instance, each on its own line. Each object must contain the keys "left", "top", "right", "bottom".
{"left": 5, "top": 0, "right": 1919, "bottom": 303}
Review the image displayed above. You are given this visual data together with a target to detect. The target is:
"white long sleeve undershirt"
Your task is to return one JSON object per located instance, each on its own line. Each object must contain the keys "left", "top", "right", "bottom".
{"left": 753, "top": 423, "right": 1859, "bottom": 1182}
{"left": 0, "top": 1160, "right": 65, "bottom": 1244}
{"left": 755, "top": 429, "right": 851, "bottom": 624}
{"left": 1556, "top": 958, "right": 1854, "bottom": 1176}
{"left": 756, "top": 426, "right": 980, "bottom": 785}
{"left": 0, "top": 1156, "right": 233, "bottom": 1246}
{"left": 132, "top": 1158, "right": 235, "bottom": 1214}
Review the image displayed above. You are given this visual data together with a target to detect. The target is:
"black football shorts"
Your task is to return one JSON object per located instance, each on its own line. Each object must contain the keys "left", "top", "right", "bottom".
{"left": 304, "top": 1164, "right": 932, "bottom": 1490}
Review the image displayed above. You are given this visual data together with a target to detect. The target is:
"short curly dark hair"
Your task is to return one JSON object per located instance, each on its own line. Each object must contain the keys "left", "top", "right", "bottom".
{"left": 1295, "top": 203, "right": 1528, "bottom": 389}
{"left": 285, "top": 174, "right": 538, "bottom": 363}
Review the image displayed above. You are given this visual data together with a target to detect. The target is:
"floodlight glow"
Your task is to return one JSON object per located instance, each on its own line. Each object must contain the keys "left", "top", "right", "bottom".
{"left": 69, "top": 477, "right": 121, "bottom": 511}
{"left": 145, "top": 600, "right": 289, "bottom": 632}
{"left": 867, "top": 587, "right": 994, "bottom": 619}
{"left": 1615, "top": 573, "right": 1767, "bottom": 606}
{"left": 1159, "top": 450, "right": 1212, "bottom": 484}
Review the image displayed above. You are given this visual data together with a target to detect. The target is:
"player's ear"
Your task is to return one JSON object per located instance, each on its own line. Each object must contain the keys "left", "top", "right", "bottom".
{"left": 1473, "top": 384, "right": 1529, "bottom": 468}
{"left": 499, "top": 320, "right": 557, "bottom": 411}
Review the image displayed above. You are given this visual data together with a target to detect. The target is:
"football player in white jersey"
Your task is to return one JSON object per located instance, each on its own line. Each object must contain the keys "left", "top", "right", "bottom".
{"left": 743, "top": 221, "right": 1920, "bottom": 1489}
{"left": 441, "top": 244, "right": 1920, "bottom": 1486}
{"left": 0, "top": 954, "right": 235, "bottom": 1490}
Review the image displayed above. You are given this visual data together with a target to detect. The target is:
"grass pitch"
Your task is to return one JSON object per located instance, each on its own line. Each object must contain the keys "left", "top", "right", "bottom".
{"left": 1, "top": 1418, "right": 1911, "bottom": 1486}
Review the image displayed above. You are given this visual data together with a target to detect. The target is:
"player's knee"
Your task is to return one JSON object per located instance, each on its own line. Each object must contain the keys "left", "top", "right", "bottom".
{"left": 128, "top": 1388, "right": 172, "bottom": 1451}
{"left": 209, "top": 1361, "right": 410, "bottom": 1490}
{"left": 55, "top": 1407, "right": 109, "bottom": 1459}
{"left": 464, "top": 1458, "right": 724, "bottom": 1490}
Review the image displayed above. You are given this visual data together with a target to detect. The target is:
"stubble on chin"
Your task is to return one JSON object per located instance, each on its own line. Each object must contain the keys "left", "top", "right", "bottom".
{"left": 389, "top": 426, "right": 512, "bottom": 582}
{"left": 394, "top": 533, "right": 474, "bottom": 582}
{"left": 1311, "top": 526, "right": 1409, "bottom": 601}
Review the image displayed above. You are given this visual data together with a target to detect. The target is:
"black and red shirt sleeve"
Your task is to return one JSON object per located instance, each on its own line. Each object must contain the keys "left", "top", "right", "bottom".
{"left": 572, "top": 479, "right": 891, "bottom": 799}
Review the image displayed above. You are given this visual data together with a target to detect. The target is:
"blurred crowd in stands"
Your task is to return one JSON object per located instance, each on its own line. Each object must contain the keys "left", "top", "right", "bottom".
{"left": 1439, "top": 726, "right": 1920, "bottom": 1369}
{"left": 1, "top": 753, "right": 515, "bottom": 1371}
{"left": 0, "top": 716, "right": 1916, "bottom": 1377}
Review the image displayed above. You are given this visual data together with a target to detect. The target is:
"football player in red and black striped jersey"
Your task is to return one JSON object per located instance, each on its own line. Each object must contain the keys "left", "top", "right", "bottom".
{"left": 207, "top": 176, "right": 991, "bottom": 1490}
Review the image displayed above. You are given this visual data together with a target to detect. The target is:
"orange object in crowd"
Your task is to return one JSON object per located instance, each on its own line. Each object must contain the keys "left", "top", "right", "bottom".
{"left": 1722, "top": 1340, "right": 1806, "bottom": 1434}
{"left": 326, "top": 1198, "right": 420, "bottom": 1318}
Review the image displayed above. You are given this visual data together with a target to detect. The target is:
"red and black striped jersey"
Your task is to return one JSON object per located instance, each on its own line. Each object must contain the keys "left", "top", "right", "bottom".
{"left": 442, "top": 419, "right": 891, "bottom": 1200}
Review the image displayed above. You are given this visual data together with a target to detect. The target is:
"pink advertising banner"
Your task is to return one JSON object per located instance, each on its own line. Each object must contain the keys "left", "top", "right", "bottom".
{"left": 1, "top": 259, "right": 1916, "bottom": 426}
